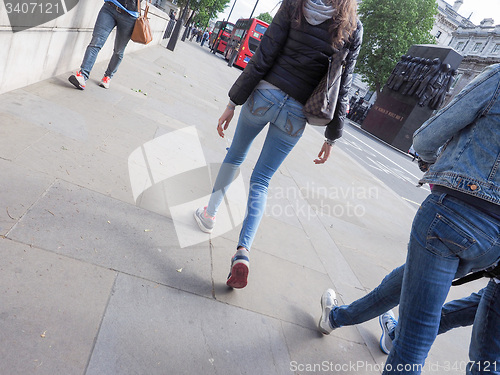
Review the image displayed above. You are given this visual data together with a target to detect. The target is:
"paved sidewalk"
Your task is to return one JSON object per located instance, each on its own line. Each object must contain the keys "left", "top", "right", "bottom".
{"left": 0, "top": 40, "right": 484, "bottom": 375}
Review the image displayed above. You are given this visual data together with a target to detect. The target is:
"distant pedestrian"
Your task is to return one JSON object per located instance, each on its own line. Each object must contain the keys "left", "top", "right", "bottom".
{"left": 194, "top": 0, "right": 362, "bottom": 289}
{"left": 189, "top": 26, "right": 198, "bottom": 41}
{"left": 68, "top": 0, "right": 140, "bottom": 90}
{"left": 201, "top": 30, "right": 209, "bottom": 47}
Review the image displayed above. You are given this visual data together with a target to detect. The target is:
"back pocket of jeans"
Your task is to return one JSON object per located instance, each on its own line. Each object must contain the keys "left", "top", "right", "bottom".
{"left": 283, "top": 111, "right": 306, "bottom": 137}
{"left": 426, "top": 213, "right": 476, "bottom": 257}
{"left": 248, "top": 89, "right": 274, "bottom": 116}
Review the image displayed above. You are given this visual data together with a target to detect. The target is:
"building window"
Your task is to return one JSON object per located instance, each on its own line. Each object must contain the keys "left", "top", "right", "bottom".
{"left": 456, "top": 41, "right": 464, "bottom": 50}
{"left": 436, "top": 31, "right": 442, "bottom": 39}
{"left": 473, "top": 43, "right": 483, "bottom": 52}
{"left": 493, "top": 44, "right": 500, "bottom": 54}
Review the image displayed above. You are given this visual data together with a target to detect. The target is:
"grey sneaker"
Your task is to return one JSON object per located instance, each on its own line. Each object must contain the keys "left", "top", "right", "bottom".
{"left": 68, "top": 70, "right": 86, "bottom": 90}
{"left": 318, "top": 288, "right": 338, "bottom": 335}
{"left": 379, "top": 310, "right": 397, "bottom": 354}
{"left": 194, "top": 206, "right": 215, "bottom": 233}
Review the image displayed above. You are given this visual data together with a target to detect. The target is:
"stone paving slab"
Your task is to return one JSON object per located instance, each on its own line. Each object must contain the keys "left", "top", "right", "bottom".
{"left": 0, "top": 159, "right": 54, "bottom": 236}
{"left": 86, "top": 273, "right": 292, "bottom": 375}
{"left": 0, "top": 237, "right": 116, "bottom": 375}
{"left": 7, "top": 179, "right": 214, "bottom": 298}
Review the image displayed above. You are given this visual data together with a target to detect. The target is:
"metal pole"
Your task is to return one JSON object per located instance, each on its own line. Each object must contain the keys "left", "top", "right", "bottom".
{"left": 249, "top": 0, "right": 259, "bottom": 19}
{"left": 166, "top": 0, "right": 190, "bottom": 51}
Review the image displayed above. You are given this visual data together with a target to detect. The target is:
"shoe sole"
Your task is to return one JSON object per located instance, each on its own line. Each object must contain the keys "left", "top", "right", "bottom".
{"left": 68, "top": 75, "right": 85, "bottom": 90}
{"left": 194, "top": 211, "right": 214, "bottom": 233}
{"left": 226, "top": 262, "right": 248, "bottom": 289}
{"left": 99, "top": 82, "right": 109, "bottom": 89}
{"left": 378, "top": 315, "right": 391, "bottom": 355}
{"left": 318, "top": 293, "right": 333, "bottom": 335}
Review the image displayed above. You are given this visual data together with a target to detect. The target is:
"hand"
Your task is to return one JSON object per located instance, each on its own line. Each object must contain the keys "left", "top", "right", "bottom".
{"left": 314, "top": 142, "right": 333, "bottom": 164}
{"left": 217, "top": 107, "right": 235, "bottom": 138}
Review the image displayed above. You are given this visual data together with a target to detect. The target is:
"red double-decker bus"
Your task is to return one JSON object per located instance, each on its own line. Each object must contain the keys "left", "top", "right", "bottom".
{"left": 224, "top": 18, "right": 269, "bottom": 69}
{"left": 209, "top": 20, "right": 235, "bottom": 54}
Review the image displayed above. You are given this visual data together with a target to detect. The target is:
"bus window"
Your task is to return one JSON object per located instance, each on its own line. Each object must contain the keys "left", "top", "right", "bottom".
{"left": 209, "top": 21, "right": 235, "bottom": 54}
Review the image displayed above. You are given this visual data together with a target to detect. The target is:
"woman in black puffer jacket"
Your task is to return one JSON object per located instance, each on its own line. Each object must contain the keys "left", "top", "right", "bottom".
{"left": 195, "top": 0, "right": 363, "bottom": 289}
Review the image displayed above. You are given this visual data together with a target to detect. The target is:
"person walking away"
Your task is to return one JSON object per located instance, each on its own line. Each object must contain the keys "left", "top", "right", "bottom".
{"left": 201, "top": 30, "right": 209, "bottom": 47}
{"left": 319, "top": 63, "right": 500, "bottom": 374}
{"left": 194, "top": 0, "right": 363, "bottom": 289}
{"left": 68, "top": 0, "right": 140, "bottom": 90}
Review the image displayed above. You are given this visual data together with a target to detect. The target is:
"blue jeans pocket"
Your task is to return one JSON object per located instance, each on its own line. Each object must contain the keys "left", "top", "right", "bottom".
{"left": 248, "top": 89, "right": 274, "bottom": 116}
{"left": 426, "top": 213, "right": 476, "bottom": 257}
{"left": 284, "top": 111, "right": 306, "bottom": 137}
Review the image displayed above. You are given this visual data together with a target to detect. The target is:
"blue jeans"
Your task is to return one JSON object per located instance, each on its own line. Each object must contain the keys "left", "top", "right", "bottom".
{"left": 80, "top": 2, "right": 136, "bottom": 80}
{"left": 206, "top": 88, "right": 306, "bottom": 250}
{"left": 384, "top": 193, "right": 500, "bottom": 374}
{"left": 330, "top": 264, "right": 481, "bottom": 335}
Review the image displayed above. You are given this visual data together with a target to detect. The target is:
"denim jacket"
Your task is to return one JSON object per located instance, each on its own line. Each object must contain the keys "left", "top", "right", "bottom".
{"left": 413, "top": 63, "right": 500, "bottom": 205}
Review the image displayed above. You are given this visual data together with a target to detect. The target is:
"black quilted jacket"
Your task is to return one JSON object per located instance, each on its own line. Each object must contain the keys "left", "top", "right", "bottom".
{"left": 228, "top": 0, "right": 363, "bottom": 140}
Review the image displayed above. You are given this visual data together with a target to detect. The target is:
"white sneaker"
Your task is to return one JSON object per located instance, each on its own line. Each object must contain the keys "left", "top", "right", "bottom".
{"left": 99, "top": 76, "right": 111, "bottom": 89}
{"left": 379, "top": 310, "right": 397, "bottom": 354}
{"left": 68, "top": 70, "right": 86, "bottom": 90}
{"left": 318, "top": 288, "right": 338, "bottom": 335}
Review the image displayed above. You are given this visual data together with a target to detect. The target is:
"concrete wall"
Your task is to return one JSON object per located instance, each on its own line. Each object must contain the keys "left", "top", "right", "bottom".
{"left": 0, "top": 1, "right": 171, "bottom": 94}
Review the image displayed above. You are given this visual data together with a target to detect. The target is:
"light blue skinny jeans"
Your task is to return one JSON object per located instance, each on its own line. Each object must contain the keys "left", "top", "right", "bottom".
{"left": 80, "top": 2, "right": 136, "bottom": 80}
{"left": 330, "top": 192, "right": 500, "bottom": 375}
{"left": 206, "top": 88, "right": 306, "bottom": 250}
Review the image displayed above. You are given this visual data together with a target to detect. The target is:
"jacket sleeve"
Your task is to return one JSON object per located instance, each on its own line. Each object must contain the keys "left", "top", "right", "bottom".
{"left": 324, "top": 20, "right": 363, "bottom": 141}
{"left": 228, "top": 0, "right": 293, "bottom": 105}
{"left": 413, "top": 65, "right": 500, "bottom": 163}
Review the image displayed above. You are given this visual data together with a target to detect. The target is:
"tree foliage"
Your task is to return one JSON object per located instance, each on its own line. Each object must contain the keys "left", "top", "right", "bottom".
{"left": 256, "top": 12, "right": 273, "bottom": 24}
{"left": 177, "top": 0, "right": 231, "bottom": 28}
{"left": 356, "top": 0, "right": 437, "bottom": 94}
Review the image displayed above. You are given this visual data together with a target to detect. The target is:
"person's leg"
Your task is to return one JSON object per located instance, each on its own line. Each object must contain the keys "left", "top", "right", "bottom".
{"left": 330, "top": 265, "right": 404, "bottom": 328}
{"left": 236, "top": 93, "right": 306, "bottom": 250}
{"left": 80, "top": 4, "right": 116, "bottom": 80}
{"left": 205, "top": 89, "right": 281, "bottom": 218}
{"left": 225, "top": 91, "right": 306, "bottom": 289}
{"left": 438, "top": 288, "right": 483, "bottom": 335}
{"left": 384, "top": 193, "right": 500, "bottom": 375}
{"left": 467, "top": 280, "right": 500, "bottom": 375}
{"left": 104, "top": 9, "right": 136, "bottom": 79}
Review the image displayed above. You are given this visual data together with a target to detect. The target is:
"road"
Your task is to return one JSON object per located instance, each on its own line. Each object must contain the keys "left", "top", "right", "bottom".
{"left": 332, "top": 120, "right": 431, "bottom": 208}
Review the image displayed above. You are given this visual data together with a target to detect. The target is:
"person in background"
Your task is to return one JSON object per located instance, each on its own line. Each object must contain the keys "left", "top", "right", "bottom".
{"left": 68, "top": 0, "right": 140, "bottom": 90}
{"left": 201, "top": 30, "right": 209, "bottom": 47}
{"left": 194, "top": 0, "right": 363, "bottom": 289}
{"left": 320, "top": 63, "right": 500, "bottom": 374}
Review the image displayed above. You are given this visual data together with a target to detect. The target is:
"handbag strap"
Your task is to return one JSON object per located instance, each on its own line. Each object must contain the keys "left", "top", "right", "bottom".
{"left": 325, "top": 56, "right": 333, "bottom": 104}
{"left": 136, "top": 0, "right": 141, "bottom": 16}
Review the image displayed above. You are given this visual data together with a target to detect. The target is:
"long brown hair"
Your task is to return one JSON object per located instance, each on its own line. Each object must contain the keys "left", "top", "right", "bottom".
{"left": 295, "top": 0, "right": 358, "bottom": 47}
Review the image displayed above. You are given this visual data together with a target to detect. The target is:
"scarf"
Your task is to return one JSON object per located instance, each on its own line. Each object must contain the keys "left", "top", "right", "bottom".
{"left": 303, "top": 0, "right": 336, "bottom": 25}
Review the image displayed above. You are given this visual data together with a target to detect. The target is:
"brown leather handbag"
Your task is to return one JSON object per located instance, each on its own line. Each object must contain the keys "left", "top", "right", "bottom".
{"left": 131, "top": 1, "right": 153, "bottom": 44}
{"left": 303, "top": 47, "right": 349, "bottom": 126}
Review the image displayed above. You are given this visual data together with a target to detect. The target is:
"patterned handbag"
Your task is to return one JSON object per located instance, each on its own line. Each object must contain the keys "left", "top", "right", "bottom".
{"left": 303, "top": 47, "right": 349, "bottom": 126}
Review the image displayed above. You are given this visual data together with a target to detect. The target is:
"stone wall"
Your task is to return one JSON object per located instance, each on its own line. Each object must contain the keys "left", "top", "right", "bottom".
{"left": 0, "top": 1, "right": 171, "bottom": 94}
